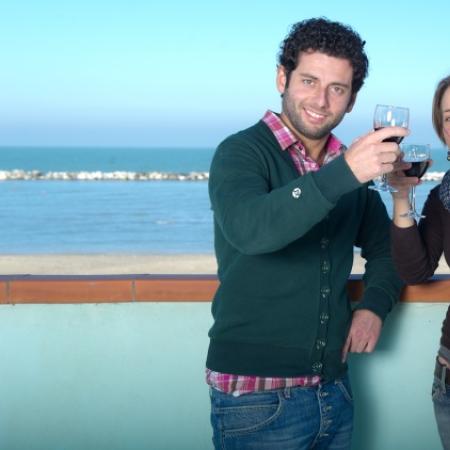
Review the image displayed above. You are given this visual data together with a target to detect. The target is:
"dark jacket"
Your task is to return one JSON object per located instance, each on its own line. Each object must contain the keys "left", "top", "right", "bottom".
{"left": 207, "top": 120, "right": 403, "bottom": 380}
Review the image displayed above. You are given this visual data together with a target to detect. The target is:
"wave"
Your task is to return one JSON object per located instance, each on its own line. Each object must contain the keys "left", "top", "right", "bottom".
{"left": 0, "top": 170, "right": 209, "bottom": 181}
{"left": 0, "top": 169, "right": 445, "bottom": 182}
{"left": 420, "top": 172, "right": 445, "bottom": 182}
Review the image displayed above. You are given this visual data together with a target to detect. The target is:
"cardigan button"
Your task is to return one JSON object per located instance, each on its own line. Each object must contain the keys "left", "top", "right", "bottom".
{"left": 320, "top": 238, "right": 329, "bottom": 248}
{"left": 320, "top": 312, "right": 329, "bottom": 323}
{"left": 321, "top": 286, "right": 331, "bottom": 298}
{"left": 292, "top": 187, "right": 302, "bottom": 199}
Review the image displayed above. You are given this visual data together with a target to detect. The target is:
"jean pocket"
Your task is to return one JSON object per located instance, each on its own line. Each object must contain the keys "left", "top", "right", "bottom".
{"left": 335, "top": 376, "right": 354, "bottom": 404}
{"left": 211, "top": 390, "right": 283, "bottom": 436}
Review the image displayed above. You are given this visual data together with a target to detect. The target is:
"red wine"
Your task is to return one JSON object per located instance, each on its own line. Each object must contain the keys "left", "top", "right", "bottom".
{"left": 374, "top": 127, "right": 404, "bottom": 144}
{"left": 403, "top": 160, "right": 429, "bottom": 178}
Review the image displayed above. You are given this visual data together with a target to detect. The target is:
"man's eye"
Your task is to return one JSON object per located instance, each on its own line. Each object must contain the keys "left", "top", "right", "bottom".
{"left": 302, "top": 79, "right": 313, "bottom": 85}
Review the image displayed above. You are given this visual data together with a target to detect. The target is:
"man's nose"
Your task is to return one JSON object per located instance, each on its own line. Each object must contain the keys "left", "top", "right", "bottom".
{"left": 313, "top": 87, "right": 329, "bottom": 108}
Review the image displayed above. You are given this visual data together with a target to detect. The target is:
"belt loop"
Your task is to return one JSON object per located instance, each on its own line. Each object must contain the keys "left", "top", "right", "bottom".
{"left": 284, "top": 386, "right": 291, "bottom": 399}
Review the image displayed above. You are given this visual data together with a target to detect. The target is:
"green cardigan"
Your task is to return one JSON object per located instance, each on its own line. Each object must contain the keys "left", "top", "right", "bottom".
{"left": 207, "top": 120, "right": 403, "bottom": 380}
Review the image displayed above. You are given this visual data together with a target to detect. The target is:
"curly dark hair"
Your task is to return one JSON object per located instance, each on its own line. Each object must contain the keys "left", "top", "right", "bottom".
{"left": 278, "top": 17, "right": 369, "bottom": 95}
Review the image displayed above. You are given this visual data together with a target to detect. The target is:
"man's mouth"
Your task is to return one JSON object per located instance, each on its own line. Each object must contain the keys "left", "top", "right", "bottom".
{"left": 304, "top": 107, "right": 327, "bottom": 122}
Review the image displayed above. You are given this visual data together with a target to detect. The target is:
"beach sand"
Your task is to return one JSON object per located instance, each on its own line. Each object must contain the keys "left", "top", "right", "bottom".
{"left": 0, "top": 253, "right": 448, "bottom": 275}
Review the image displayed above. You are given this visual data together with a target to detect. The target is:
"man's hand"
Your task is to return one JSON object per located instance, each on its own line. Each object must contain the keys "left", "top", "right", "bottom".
{"left": 344, "top": 127, "right": 409, "bottom": 184}
{"left": 341, "top": 309, "right": 382, "bottom": 362}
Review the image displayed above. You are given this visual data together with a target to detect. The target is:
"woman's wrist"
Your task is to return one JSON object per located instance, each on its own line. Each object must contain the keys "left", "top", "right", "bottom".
{"left": 392, "top": 197, "right": 415, "bottom": 228}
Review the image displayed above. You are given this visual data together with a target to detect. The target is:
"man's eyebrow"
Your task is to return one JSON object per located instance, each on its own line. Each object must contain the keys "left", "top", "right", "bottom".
{"left": 298, "top": 72, "right": 318, "bottom": 79}
{"left": 298, "top": 72, "right": 350, "bottom": 88}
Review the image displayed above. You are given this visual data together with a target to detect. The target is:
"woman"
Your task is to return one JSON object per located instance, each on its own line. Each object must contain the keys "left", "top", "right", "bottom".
{"left": 390, "top": 75, "right": 450, "bottom": 449}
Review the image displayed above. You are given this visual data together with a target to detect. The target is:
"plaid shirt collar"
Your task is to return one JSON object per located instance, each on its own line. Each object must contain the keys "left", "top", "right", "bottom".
{"left": 262, "top": 110, "right": 344, "bottom": 160}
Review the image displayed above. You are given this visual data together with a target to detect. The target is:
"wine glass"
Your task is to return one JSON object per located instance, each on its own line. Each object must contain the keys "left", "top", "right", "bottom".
{"left": 401, "top": 144, "right": 431, "bottom": 220}
{"left": 369, "top": 104, "right": 409, "bottom": 192}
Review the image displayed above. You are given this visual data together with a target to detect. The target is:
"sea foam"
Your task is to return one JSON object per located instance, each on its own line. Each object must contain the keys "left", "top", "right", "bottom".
{"left": 0, "top": 170, "right": 210, "bottom": 181}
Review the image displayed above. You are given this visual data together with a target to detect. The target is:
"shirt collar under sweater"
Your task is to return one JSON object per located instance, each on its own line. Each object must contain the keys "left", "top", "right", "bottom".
{"left": 262, "top": 110, "right": 345, "bottom": 174}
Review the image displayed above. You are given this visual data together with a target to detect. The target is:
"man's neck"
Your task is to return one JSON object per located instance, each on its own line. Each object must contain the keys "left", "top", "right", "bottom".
{"left": 301, "top": 135, "right": 329, "bottom": 164}
{"left": 278, "top": 112, "right": 330, "bottom": 163}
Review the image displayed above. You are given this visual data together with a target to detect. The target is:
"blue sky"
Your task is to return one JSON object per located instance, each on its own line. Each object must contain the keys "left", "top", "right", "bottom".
{"left": 0, "top": 0, "right": 449, "bottom": 148}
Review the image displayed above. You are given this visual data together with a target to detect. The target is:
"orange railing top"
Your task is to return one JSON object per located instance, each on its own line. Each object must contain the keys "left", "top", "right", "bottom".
{"left": 0, "top": 274, "right": 449, "bottom": 304}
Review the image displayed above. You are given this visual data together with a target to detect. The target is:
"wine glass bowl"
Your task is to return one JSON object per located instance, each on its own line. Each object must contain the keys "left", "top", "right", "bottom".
{"left": 401, "top": 143, "right": 431, "bottom": 220}
{"left": 370, "top": 104, "right": 409, "bottom": 192}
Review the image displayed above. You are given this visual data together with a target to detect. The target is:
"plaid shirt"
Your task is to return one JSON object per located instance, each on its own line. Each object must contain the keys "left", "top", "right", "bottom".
{"left": 206, "top": 110, "right": 345, "bottom": 396}
{"left": 262, "top": 110, "right": 345, "bottom": 174}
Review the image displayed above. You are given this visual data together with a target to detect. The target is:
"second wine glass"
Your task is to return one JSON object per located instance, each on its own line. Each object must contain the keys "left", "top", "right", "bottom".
{"left": 401, "top": 144, "right": 431, "bottom": 220}
{"left": 369, "top": 104, "right": 409, "bottom": 192}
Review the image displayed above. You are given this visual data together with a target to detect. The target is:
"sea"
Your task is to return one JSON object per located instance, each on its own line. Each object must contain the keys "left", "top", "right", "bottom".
{"left": 0, "top": 146, "right": 447, "bottom": 254}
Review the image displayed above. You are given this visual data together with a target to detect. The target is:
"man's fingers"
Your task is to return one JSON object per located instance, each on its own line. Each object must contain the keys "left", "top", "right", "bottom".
{"left": 353, "top": 340, "right": 368, "bottom": 353}
{"left": 342, "top": 336, "right": 351, "bottom": 363}
{"left": 379, "top": 149, "right": 401, "bottom": 164}
{"left": 342, "top": 332, "right": 371, "bottom": 361}
{"left": 372, "top": 126, "right": 409, "bottom": 142}
{"left": 395, "top": 161, "right": 412, "bottom": 171}
{"left": 342, "top": 310, "right": 383, "bottom": 360}
{"left": 344, "top": 127, "right": 409, "bottom": 184}
{"left": 365, "top": 339, "right": 376, "bottom": 353}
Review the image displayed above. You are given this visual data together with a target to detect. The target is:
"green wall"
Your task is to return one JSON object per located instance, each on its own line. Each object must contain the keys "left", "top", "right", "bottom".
{"left": 0, "top": 302, "right": 446, "bottom": 449}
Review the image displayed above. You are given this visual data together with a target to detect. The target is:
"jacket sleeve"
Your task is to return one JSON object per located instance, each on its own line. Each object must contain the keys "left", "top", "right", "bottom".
{"left": 390, "top": 189, "right": 444, "bottom": 283}
{"left": 209, "top": 137, "right": 361, "bottom": 255}
{"left": 353, "top": 188, "right": 404, "bottom": 321}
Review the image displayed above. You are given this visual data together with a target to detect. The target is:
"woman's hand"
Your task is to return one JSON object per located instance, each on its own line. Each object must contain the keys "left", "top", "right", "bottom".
{"left": 389, "top": 158, "right": 433, "bottom": 228}
{"left": 387, "top": 159, "right": 417, "bottom": 200}
{"left": 388, "top": 157, "right": 433, "bottom": 198}
{"left": 389, "top": 157, "right": 417, "bottom": 227}
{"left": 439, "top": 356, "right": 450, "bottom": 369}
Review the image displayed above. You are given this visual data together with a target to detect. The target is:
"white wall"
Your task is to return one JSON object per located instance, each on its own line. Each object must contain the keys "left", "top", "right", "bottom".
{"left": 0, "top": 302, "right": 445, "bottom": 450}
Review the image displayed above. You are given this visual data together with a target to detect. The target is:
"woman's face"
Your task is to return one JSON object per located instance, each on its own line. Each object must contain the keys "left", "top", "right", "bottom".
{"left": 442, "top": 86, "right": 450, "bottom": 147}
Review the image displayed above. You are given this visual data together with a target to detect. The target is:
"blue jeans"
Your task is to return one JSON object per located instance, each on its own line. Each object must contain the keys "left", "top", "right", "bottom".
{"left": 433, "top": 360, "right": 450, "bottom": 450}
{"left": 209, "top": 375, "right": 353, "bottom": 449}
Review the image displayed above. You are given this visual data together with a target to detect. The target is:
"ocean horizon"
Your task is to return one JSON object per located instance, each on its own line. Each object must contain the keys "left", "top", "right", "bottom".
{"left": 0, "top": 146, "right": 447, "bottom": 254}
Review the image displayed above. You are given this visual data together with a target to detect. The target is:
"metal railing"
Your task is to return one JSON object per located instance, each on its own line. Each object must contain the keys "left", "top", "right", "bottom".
{"left": 1, "top": 274, "right": 449, "bottom": 304}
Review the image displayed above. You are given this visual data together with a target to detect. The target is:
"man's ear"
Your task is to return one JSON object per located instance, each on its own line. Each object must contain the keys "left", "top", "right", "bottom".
{"left": 276, "top": 65, "right": 287, "bottom": 95}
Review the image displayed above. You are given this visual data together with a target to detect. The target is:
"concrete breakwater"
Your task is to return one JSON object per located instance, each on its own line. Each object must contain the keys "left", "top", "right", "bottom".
{"left": 0, "top": 170, "right": 210, "bottom": 181}
{"left": 0, "top": 169, "right": 444, "bottom": 182}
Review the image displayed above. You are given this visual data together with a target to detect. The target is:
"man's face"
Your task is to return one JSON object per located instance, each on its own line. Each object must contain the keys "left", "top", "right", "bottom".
{"left": 277, "top": 51, "right": 355, "bottom": 141}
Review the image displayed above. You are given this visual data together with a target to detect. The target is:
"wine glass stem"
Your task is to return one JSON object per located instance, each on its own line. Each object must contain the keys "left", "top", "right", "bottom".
{"left": 410, "top": 186, "right": 416, "bottom": 217}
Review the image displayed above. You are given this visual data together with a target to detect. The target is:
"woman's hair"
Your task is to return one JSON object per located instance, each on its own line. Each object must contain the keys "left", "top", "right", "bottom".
{"left": 432, "top": 75, "right": 450, "bottom": 144}
{"left": 277, "top": 17, "right": 369, "bottom": 96}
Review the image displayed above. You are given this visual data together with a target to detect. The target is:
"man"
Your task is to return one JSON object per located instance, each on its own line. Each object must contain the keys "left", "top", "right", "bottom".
{"left": 206, "top": 18, "right": 406, "bottom": 449}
